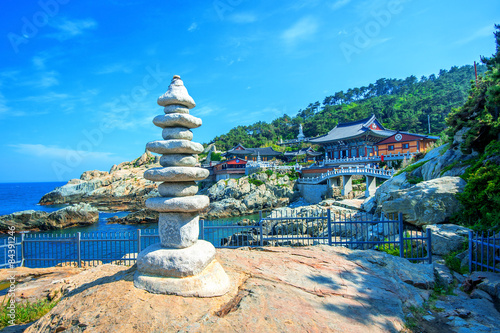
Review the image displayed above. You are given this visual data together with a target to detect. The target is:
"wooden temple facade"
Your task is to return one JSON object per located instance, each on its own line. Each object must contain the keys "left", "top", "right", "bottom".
{"left": 308, "top": 115, "right": 438, "bottom": 160}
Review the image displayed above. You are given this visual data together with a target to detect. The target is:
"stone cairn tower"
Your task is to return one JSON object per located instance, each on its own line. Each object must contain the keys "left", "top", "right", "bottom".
{"left": 134, "top": 75, "right": 230, "bottom": 297}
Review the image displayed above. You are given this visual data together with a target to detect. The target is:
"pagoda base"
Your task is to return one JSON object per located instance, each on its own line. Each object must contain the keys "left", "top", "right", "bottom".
{"left": 134, "top": 259, "right": 231, "bottom": 297}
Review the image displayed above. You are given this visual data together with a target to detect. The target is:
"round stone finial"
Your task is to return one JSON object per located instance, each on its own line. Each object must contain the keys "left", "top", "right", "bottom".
{"left": 157, "top": 75, "right": 196, "bottom": 109}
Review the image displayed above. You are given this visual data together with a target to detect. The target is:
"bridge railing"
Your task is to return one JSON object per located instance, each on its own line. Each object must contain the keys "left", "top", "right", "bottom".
{"left": 298, "top": 166, "right": 395, "bottom": 184}
{"left": 322, "top": 152, "right": 415, "bottom": 166}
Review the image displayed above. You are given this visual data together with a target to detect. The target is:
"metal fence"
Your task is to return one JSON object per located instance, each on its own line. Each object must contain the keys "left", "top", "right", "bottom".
{"left": 202, "top": 211, "right": 432, "bottom": 263}
{"left": 469, "top": 230, "right": 500, "bottom": 273}
{"left": 0, "top": 210, "right": 432, "bottom": 269}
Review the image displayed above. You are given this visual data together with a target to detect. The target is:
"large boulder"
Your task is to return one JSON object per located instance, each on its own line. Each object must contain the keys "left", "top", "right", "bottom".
{"left": 424, "top": 224, "right": 471, "bottom": 256}
{"left": 381, "top": 177, "right": 466, "bottom": 226}
{"left": 0, "top": 203, "right": 99, "bottom": 231}
{"left": 374, "top": 172, "right": 411, "bottom": 214}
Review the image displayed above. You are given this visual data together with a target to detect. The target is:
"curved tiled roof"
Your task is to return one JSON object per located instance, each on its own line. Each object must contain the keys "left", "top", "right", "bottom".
{"left": 309, "top": 115, "right": 395, "bottom": 144}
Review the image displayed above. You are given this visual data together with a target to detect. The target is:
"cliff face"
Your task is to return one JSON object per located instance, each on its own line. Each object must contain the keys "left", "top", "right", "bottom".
{"left": 39, "top": 152, "right": 161, "bottom": 211}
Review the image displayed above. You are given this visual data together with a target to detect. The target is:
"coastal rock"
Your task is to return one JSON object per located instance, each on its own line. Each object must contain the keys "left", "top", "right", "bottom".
{"left": 0, "top": 203, "right": 99, "bottom": 231}
{"left": 25, "top": 246, "right": 434, "bottom": 333}
{"left": 144, "top": 167, "right": 209, "bottom": 182}
{"left": 159, "top": 154, "right": 197, "bottom": 167}
{"left": 107, "top": 209, "right": 159, "bottom": 225}
{"left": 153, "top": 113, "right": 202, "bottom": 129}
{"left": 381, "top": 177, "right": 466, "bottom": 226}
{"left": 161, "top": 127, "right": 193, "bottom": 140}
{"left": 136, "top": 241, "right": 215, "bottom": 278}
{"left": 424, "top": 224, "right": 471, "bottom": 256}
{"left": 146, "top": 140, "right": 204, "bottom": 155}
{"left": 39, "top": 153, "right": 160, "bottom": 210}
{"left": 146, "top": 195, "right": 210, "bottom": 212}
{"left": 158, "top": 182, "right": 198, "bottom": 197}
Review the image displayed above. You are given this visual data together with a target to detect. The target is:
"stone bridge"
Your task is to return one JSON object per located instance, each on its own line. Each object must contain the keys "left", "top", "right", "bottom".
{"left": 298, "top": 166, "right": 395, "bottom": 197}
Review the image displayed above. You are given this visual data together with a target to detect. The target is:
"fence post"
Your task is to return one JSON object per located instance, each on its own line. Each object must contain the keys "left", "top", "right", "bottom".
{"left": 327, "top": 209, "right": 332, "bottom": 246}
{"left": 20, "top": 233, "right": 25, "bottom": 267}
{"left": 399, "top": 213, "right": 404, "bottom": 259}
{"left": 468, "top": 230, "right": 473, "bottom": 273}
{"left": 200, "top": 219, "right": 205, "bottom": 240}
{"left": 77, "top": 232, "right": 81, "bottom": 268}
{"left": 426, "top": 228, "right": 432, "bottom": 264}
{"left": 259, "top": 220, "right": 264, "bottom": 247}
{"left": 137, "top": 229, "right": 142, "bottom": 254}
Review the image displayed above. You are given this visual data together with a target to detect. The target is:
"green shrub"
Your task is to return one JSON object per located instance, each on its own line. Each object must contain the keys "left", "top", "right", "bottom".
{"left": 265, "top": 169, "right": 273, "bottom": 177}
{"left": 248, "top": 178, "right": 264, "bottom": 186}
{"left": 407, "top": 176, "right": 424, "bottom": 184}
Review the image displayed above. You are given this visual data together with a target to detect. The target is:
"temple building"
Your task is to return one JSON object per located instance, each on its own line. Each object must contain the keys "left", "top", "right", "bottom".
{"left": 308, "top": 115, "right": 397, "bottom": 159}
{"left": 308, "top": 114, "right": 439, "bottom": 161}
{"left": 283, "top": 147, "right": 323, "bottom": 162}
{"left": 375, "top": 132, "right": 439, "bottom": 155}
{"left": 223, "top": 143, "right": 282, "bottom": 161}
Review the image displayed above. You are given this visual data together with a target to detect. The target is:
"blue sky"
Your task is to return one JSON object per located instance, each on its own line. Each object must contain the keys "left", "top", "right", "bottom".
{"left": 0, "top": 0, "right": 498, "bottom": 182}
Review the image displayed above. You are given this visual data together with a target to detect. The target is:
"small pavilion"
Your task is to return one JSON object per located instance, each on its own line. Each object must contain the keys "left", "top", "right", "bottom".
{"left": 223, "top": 143, "right": 282, "bottom": 161}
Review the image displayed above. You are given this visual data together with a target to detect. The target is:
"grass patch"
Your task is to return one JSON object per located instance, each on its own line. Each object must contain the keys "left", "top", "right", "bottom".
{"left": 407, "top": 176, "right": 424, "bottom": 184}
{"left": 0, "top": 298, "right": 59, "bottom": 329}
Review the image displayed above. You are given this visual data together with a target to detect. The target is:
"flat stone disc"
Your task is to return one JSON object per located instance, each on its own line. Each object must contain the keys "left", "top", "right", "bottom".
{"left": 162, "top": 127, "right": 193, "bottom": 141}
{"left": 158, "top": 182, "right": 198, "bottom": 197}
{"left": 160, "top": 154, "right": 197, "bottom": 167}
{"left": 153, "top": 114, "right": 201, "bottom": 129}
{"left": 144, "top": 167, "right": 209, "bottom": 182}
{"left": 164, "top": 105, "right": 190, "bottom": 114}
{"left": 146, "top": 195, "right": 210, "bottom": 212}
{"left": 147, "top": 140, "right": 203, "bottom": 155}
{"left": 136, "top": 240, "right": 215, "bottom": 278}
{"left": 134, "top": 259, "right": 231, "bottom": 297}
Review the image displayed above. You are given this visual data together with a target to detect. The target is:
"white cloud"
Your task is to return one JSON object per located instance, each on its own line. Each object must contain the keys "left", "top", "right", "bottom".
{"left": 282, "top": 17, "right": 318, "bottom": 45}
{"left": 331, "top": 0, "right": 351, "bottom": 10}
{"left": 188, "top": 22, "right": 198, "bottom": 32}
{"left": 48, "top": 18, "right": 97, "bottom": 40}
{"left": 228, "top": 13, "right": 257, "bottom": 24}
{"left": 192, "top": 106, "right": 217, "bottom": 117}
{"left": 455, "top": 24, "right": 495, "bottom": 45}
{"left": 10, "top": 144, "right": 117, "bottom": 161}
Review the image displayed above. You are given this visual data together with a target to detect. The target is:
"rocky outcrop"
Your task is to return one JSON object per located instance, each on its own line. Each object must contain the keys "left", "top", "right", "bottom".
{"left": 203, "top": 172, "right": 300, "bottom": 219}
{"left": 381, "top": 177, "right": 466, "bottom": 226}
{"left": 21, "top": 246, "right": 434, "bottom": 333}
{"left": 0, "top": 203, "right": 99, "bottom": 231}
{"left": 39, "top": 152, "right": 161, "bottom": 211}
{"left": 424, "top": 224, "right": 471, "bottom": 256}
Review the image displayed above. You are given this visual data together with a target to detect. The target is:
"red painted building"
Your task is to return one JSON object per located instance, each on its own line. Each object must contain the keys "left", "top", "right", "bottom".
{"left": 213, "top": 158, "right": 247, "bottom": 181}
{"left": 375, "top": 132, "right": 439, "bottom": 156}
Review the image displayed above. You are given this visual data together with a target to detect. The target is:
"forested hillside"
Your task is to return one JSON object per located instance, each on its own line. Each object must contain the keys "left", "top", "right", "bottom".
{"left": 209, "top": 64, "right": 486, "bottom": 151}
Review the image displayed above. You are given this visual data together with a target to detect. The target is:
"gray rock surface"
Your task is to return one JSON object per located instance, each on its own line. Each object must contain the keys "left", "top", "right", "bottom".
{"left": 146, "top": 140, "right": 204, "bottom": 154}
{"left": 163, "top": 104, "right": 190, "bottom": 114}
{"left": 158, "top": 182, "right": 198, "bottom": 197}
{"left": 374, "top": 172, "right": 411, "bottom": 214}
{"left": 153, "top": 113, "right": 202, "bottom": 129}
{"left": 157, "top": 76, "right": 196, "bottom": 108}
{"left": 146, "top": 195, "right": 210, "bottom": 212}
{"left": 381, "top": 177, "right": 466, "bottom": 226}
{"left": 158, "top": 212, "right": 199, "bottom": 248}
{"left": 425, "top": 224, "right": 471, "bottom": 256}
{"left": 0, "top": 203, "right": 99, "bottom": 231}
{"left": 144, "top": 167, "right": 209, "bottom": 182}
{"left": 136, "top": 241, "right": 215, "bottom": 277}
{"left": 161, "top": 127, "right": 193, "bottom": 140}
{"left": 159, "top": 154, "right": 197, "bottom": 167}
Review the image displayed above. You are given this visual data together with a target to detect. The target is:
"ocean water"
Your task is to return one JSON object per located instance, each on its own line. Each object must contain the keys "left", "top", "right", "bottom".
{"left": 0, "top": 182, "right": 67, "bottom": 216}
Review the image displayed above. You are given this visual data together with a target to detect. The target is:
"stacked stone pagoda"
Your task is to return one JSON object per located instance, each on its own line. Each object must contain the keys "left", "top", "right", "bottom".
{"left": 134, "top": 75, "right": 230, "bottom": 297}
